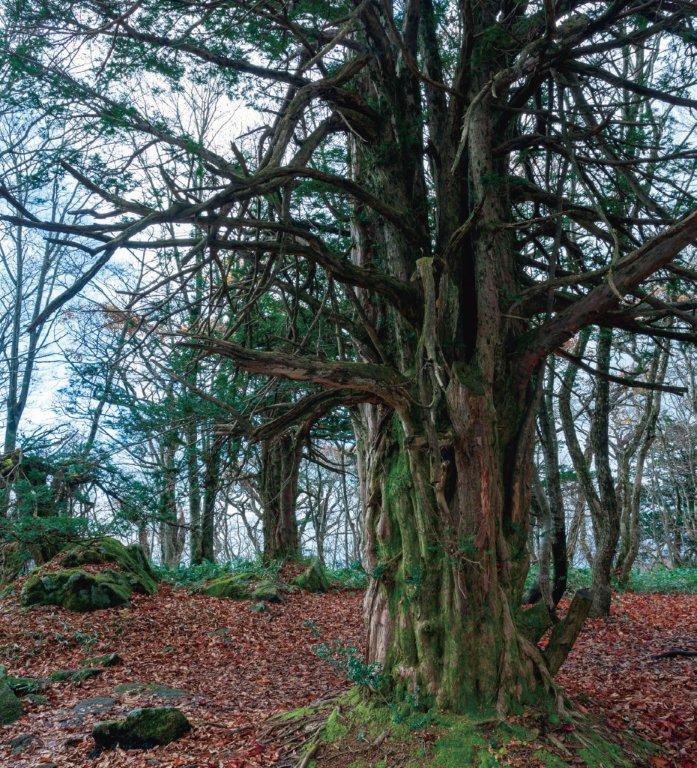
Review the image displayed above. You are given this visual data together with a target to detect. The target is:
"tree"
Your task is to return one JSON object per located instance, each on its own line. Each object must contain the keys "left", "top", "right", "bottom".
{"left": 2, "top": 0, "right": 696, "bottom": 714}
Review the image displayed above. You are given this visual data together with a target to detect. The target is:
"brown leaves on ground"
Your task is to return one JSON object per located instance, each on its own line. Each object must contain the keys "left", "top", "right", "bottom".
{"left": 557, "top": 593, "right": 696, "bottom": 768}
{"left": 0, "top": 587, "right": 694, "bottom": 767}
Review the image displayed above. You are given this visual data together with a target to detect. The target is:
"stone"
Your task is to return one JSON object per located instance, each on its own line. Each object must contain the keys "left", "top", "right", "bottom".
{"left": 251, "top": 580, "right": 282, "bottom": 603}
{"left": 21, "top": 537, "right": 157, "bottom": 612}
{"left": 84, "top": 652, "right": 122, "bottom": 668}
{"left": 0, "top": 678, "right": 22, "bottom": 725}
{"left": 74, "top": 696, "right": 117, "bottom": 716}
{"left": 92, "top": 707, "right": 191, "bottom": 750}
{"left": 113, "top": 682, "right": 187, "bottom": 700}
{"left": 202, "top": 572, "right": 254, "bottom": 599}
{"left": 7, "top": 676, "right": 44, "bottom": 696}
{"left": 48, "top": 667, "right": 102, "bottom": 684}
{"left": 8, "top": 733, "right": 36, "bottom": 754}
{"left": 292, "top": 559, "right": 329, "bottom": 593}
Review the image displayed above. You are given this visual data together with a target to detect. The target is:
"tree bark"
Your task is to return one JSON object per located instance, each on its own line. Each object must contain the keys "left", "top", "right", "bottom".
{"left": 260, "top": 432, "right": 302, "bottom": 562}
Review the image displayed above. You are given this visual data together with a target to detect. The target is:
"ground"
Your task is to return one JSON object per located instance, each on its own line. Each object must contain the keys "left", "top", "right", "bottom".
{"left": 0, "top": 585, "right": 694, "bottom": 767}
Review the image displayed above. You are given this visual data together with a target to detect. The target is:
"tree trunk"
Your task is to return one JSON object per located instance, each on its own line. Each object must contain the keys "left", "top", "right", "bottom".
{"left": 589, "top": 328, "right": 620, "bottom": 617}
{"left": 196, "top": 435, "right": 222, "bottom": 563}
{"left": 260, "top": 432, "right": 302, "bottom": 562}
{"left": 527, "top": 360, "right": 568, "bottom": 608}
{"left": 363, "top": 377, "right": 560, "bottom": 713}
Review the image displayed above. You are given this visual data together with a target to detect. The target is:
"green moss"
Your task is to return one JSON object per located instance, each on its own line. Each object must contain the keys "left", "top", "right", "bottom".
{"left": 0, "top": 679, "right": 22, "bottom": 724}
{"left": 21, "top": 537, "right": 157, "bottom": 613}
{"left": 60, "top": 537, "right": 157, "bottom": 595}
{"left": 303, "top": 690, "right": 656, "bottom": 768}
{"left": 534, "top": 749, "right": 567, "bottom": 767}
{"left": 251, "top": 580, "right": 281, "bottom": 602}
{"left": 48, "top": 666, "right": 102, "bottom": 683}
{"left": 202, "top": 572, "right": 255, "bottom": 599}
{"left": 322, "top": 708, "right": 350, "bottom": 742}
{"left": 92, "top": 706, "right": 190, "bottom": 750}
{"left": 84, "top": 652, "right": 122, "bottom": 668}
{"left": 22, "top": 568, "right": 133, "bottom": 611}
{"left": 293, "top": 559, "right": 330, "bottom": 593}
{"left": 278, "top": 705, "right": 318, "bottom": 721}
{"left": 7, "top": 676, "right": 44, "bottom": 696}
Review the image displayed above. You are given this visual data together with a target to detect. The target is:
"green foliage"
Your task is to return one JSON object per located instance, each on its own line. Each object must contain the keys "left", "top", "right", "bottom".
{"left": 156, "top": 558, "right": 279, "bottom": 587}
{"left": 325, "top": 561, "right": 368, "bottom": 589}
{"left": 525, "top": 566, "right": 697, "bottom": 595}
{"left": 312, "top": 641, "right": 384, "bottom": 690}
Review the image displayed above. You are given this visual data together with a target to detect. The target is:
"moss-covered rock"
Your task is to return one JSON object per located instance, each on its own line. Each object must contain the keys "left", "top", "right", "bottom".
{"left": 292, "top": 559, "right": 329, "bottom": 593}
{"left": 48, "top": 666, "right": 102, "bottom": 684}
{"left": 202, "top": 572, "right": 282, "bottom": 602}
{"left": 7, "top": 675, "right": 45, "bottom": 696}
{"left": 20, "top": 537, "right": 157, "bottom": 612}
{"left": 84, "top": 652, "right": 122, "bottom": 668}
{"left": 59, "top": 538, "right": 157, "bottom": 594}
{"left": 92, "top": 707, "right": 191, "bottom": 750}
{"left": 21, "top": 568, "right": 132, "bottom": 611}
{"left": 251, "top": 579, "right": 282, "bottom": 603}
{"left": 202, "top": 572, "right": 254, "bottom": 599}
{"left": 0, "top": 673, "right": 22, "bottom": 724}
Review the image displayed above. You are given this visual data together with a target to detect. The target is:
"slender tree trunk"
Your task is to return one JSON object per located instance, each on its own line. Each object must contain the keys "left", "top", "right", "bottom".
{"left": 589, "top": 328, "right": 620, "bottom": 617}
{"left": 260, "top": 432, "right": 302, "bottom": 562}
{"left": 197, "top": 436, "right": 222, "bottom": 563}
{"left": 527, "top": 360, "right": 568, "bottom": 608}
{"left": 159, "top": 442, "right": 184, "bottom": 567}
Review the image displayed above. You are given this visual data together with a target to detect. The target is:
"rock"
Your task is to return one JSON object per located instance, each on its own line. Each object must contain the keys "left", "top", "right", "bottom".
{"left": 8, "top": 733, "right": 36, "bottom": 754}
{"left": 251, "top": 580, "right": 282, "bottom": 603}
{"left": 48, "top": 667, "right": 102, "bottom": 684}
{"left": 84, "top": 652, "right": 122, "bottom": 668}
{"left": 7, "top": 676, "right": 44, "bottom": 696}
{"left": 21, "top": 537, "right": 157, "bottom": 612}
{"left": 92, "top": 707, "right": 191, "bottom": 750}
{"left": 292, "top": 559, "right": 329, "bottom": 593}
{"left": 74, "top": 696, "right": 117, "bottom": 716}
{"left": 202, "top": 572, "right": 254, "bottom": 599}
{"left": 0, "top": 678, "right": 22, "bottom": 724}
{"left": 113, "top": 682, "right": 187, "bottom": 700}
{"left": 60, "top": 538, "right": 157, "bottom": 595}
{"left": 203, "top": 572, "right": 282, "bottom": 602}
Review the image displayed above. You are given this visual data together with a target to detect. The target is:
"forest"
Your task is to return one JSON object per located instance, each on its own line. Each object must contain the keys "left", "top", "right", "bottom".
{"left": 0, "top": 1, "right": 695, "bottom": 766}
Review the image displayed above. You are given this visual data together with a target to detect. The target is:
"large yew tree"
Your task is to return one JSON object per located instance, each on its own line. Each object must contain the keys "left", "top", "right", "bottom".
{"left": 2, "top": 0, "right": 696, "bottom": 713}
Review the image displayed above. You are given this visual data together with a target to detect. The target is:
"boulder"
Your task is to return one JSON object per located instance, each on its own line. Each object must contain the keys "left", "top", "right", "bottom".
{"left": 292, "top": 559, "right": 329, "bottom": 593}
{"left": 92, "top": 707, "right": 191, "bottom": 750}
{"left": 0, "top": 667, "right": 22, "bottom": 725}
{"left": 21, "top": 537, "right": 156, "bottom": 612}
{"left": 202, "top": 572, "right": 282, "bottom": 602}
{"left": 59, "top": 538, "right": 157, "bottom": 594}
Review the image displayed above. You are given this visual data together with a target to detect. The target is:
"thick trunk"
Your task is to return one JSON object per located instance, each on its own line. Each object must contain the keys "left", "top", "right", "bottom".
{"left": 260, "top": 432, "right": 301, "bottom": 562}
{"left": 363, "top": 383, "right": 569, "bottom": 713}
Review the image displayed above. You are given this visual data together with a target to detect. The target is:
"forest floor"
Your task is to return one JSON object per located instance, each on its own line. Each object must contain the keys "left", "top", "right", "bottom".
{"left": 0, "top": 585, "right": 694, "bottom": 768}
